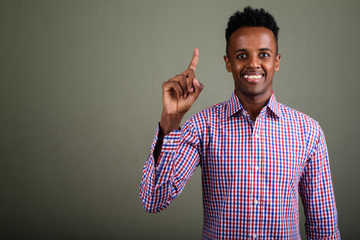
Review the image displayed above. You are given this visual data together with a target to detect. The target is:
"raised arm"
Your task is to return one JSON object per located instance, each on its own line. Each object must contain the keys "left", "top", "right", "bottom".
{"left": 140, "top": 49, "right": 204, "bottom": 212}
{"left": 154, "top": 48, "right": 204, "bottom": 161}
{"left": 160, "top": 48, "right": 203, "bottom": 134}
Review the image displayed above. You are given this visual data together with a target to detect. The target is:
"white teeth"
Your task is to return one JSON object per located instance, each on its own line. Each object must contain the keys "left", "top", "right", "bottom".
{"left": 244, "top": 74, "right": 262, "bottom": 79}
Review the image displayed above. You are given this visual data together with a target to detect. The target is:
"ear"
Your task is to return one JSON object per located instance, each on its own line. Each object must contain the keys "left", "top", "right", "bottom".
{"left": 223, "top": 55, "right": 232, "bottom": 73}
{"left": 275, "top": 53, "right": 281, "bottom": 72}
{"left": 224, "top": 55, "right": 232, "bottom": 72}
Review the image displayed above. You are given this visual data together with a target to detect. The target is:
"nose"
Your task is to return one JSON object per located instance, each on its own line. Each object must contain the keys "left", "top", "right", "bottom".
{"left": 247, "top": 55, "right": 260, "bottom": 68}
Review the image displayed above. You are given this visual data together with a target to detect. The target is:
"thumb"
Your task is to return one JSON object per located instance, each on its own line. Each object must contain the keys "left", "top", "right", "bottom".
{"left": 192, "top": 78, "right": 204, "bottom": 98}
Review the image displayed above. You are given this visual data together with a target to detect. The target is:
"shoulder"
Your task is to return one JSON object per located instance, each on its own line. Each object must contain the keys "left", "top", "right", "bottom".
{"left": 180, "top": 100, "right": 229, "bottom": 135}
{"left": 188, "top": 100, "right": 228, "bottom": 124}
{"left": 278, "top": 102, "right": 328, "bottom": 155}
{"left": 278, "top": 102, "right": 322, "bottom": 136}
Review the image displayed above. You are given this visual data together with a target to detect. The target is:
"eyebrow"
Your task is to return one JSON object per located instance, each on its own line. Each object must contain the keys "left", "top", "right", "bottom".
{"left": 259, "top": 48, "right": 273, "bottom": 53}
{"left": 234, "top": 49, "right": 246, "bottom": 54}
{"left": 234, "top": 48, "right": 273, "bottom": 54}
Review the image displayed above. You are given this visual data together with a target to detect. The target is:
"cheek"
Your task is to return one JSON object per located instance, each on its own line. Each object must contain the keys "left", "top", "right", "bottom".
{"left": 264, "top": 62, "right": 276, "bottom": 75}
{"left": 232, "top": 62, "right": 244, "bottom": 73}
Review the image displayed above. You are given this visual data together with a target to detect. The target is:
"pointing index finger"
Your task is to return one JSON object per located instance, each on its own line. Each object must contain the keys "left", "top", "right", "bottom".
{"left": 188, "top": 48, "right": 199, "bottom": 71}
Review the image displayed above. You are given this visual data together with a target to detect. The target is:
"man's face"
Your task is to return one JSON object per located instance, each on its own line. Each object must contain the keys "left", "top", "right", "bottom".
{"left": 224, "top": 26, "right": 281, "bottom": 101}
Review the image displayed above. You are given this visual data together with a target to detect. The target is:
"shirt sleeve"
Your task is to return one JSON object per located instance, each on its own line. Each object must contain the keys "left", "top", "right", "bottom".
{"left": 299, "top": 125, "right": 341, "bottom": 239}
{"left": 139, "top": 120, "right": 201, "bottom": 213}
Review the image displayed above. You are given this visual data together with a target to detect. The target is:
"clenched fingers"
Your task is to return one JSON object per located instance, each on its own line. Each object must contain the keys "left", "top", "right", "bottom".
{"left": 162, "top": 48, "right": 200, "bottom": 99}
{"left": 163, "top": 73, "right": 190, "bottom": 96}
{"left": 182, "top": 69, "right": 195, "bottom": 94}
{"left": 162, "top": 81, "right": 184, "bottom": 98}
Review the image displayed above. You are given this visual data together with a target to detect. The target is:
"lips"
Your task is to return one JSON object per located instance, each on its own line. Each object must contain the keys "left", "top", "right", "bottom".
{"left": 242, "top": 73, "right": 264, "bottom": 83}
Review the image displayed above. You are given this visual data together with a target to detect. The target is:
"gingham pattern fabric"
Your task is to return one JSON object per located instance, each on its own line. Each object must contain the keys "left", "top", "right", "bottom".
{"left": 140, "top": 92, "right": 340, "bottom": 239}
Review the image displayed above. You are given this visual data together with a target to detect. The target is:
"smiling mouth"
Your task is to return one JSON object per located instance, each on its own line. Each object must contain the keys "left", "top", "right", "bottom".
{"left": 242, "top": 74, "right": 264, "bottom": 82}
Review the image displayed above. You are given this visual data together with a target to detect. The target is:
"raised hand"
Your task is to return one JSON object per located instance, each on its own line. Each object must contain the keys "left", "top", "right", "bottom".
{"left": 160, "top": 48, "right": 204, "bottom": 135}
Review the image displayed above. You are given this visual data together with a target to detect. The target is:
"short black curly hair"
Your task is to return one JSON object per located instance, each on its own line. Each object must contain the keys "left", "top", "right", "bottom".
{"left": 225, "top": 6, "right": 279, "bottom": 55}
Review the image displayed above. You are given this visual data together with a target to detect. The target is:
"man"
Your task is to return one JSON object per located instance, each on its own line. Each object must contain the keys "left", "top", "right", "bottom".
{"left": 140, "top": 6, "right": 340, "bottom": 239}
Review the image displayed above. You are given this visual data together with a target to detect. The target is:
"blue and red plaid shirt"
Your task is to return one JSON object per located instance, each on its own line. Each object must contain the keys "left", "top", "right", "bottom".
{"left": 140, "top": 92, "right": 340, "bottom": 239}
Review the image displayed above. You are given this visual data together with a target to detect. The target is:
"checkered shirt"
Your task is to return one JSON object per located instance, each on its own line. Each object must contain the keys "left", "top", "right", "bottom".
{"left": 140, "top": 92, "right": 340, "bottom": 239}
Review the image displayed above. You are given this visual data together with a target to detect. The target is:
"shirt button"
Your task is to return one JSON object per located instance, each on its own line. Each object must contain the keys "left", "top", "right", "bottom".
{"left": 163, "top": 139, "right": 168, "bottom": 144}
{"left": 255, "top": 166, "right": 259, "bottom": 171}
{"left": 253, "top": 233, "right": 257, "bottom": 239}
{"left": 254, "top": 199, "right": 259, "bottom": 205}
{"left": 255, "top": 133, "right": 260, "bottom": 139}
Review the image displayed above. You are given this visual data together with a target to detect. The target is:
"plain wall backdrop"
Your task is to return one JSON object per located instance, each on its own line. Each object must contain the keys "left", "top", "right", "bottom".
{"left": 1, "top": 0, "right": 359, "bottom": 239}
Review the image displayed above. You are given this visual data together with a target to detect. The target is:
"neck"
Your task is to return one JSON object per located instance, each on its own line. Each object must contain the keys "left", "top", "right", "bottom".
{"left": 235, "top": 90, "right": 272, "bottom": 122}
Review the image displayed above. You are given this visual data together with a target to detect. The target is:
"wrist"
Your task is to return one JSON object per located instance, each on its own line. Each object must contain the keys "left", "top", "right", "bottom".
{"left": 160, "top": 112, "right": 183, "bottom": 135}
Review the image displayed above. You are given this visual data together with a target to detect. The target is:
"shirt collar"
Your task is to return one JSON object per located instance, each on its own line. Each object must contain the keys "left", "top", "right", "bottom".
{"left": 226, "top": 91, "right": 283, "bottom": 119}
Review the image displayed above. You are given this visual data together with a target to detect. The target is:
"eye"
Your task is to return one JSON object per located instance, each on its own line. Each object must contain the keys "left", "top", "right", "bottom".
{"left": 236, "top": 53, "right": 247, "bottom": 59}
{"left": 260, "top": 52, "right": 270, "bottom": 58}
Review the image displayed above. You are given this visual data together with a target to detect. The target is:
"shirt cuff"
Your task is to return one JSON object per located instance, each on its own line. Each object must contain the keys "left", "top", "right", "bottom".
{"left": 161, "top": 130, "right": 181, "bottom": 152}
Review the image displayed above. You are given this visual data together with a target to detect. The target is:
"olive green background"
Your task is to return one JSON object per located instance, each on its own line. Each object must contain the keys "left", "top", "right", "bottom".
{"left": 1, "top": 0, "right": 359, "bottom": 239}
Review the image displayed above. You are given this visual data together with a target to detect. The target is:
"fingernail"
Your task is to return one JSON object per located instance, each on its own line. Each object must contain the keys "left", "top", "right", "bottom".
{"left": 189, "top": 88, "right": 194, "bottom": 93}
{"left": 194, "top": 79, "right": 200, "bottom": 86}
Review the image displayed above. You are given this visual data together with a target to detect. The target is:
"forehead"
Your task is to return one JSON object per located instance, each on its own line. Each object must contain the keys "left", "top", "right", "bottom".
{"left": 228, "top": 26, "right": 276, "bottom": 51}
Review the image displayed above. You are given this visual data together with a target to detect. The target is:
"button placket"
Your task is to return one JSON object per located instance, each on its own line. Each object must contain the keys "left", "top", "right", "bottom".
{"left": 252, "top": 120, "right": 262, "bottom": 239}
